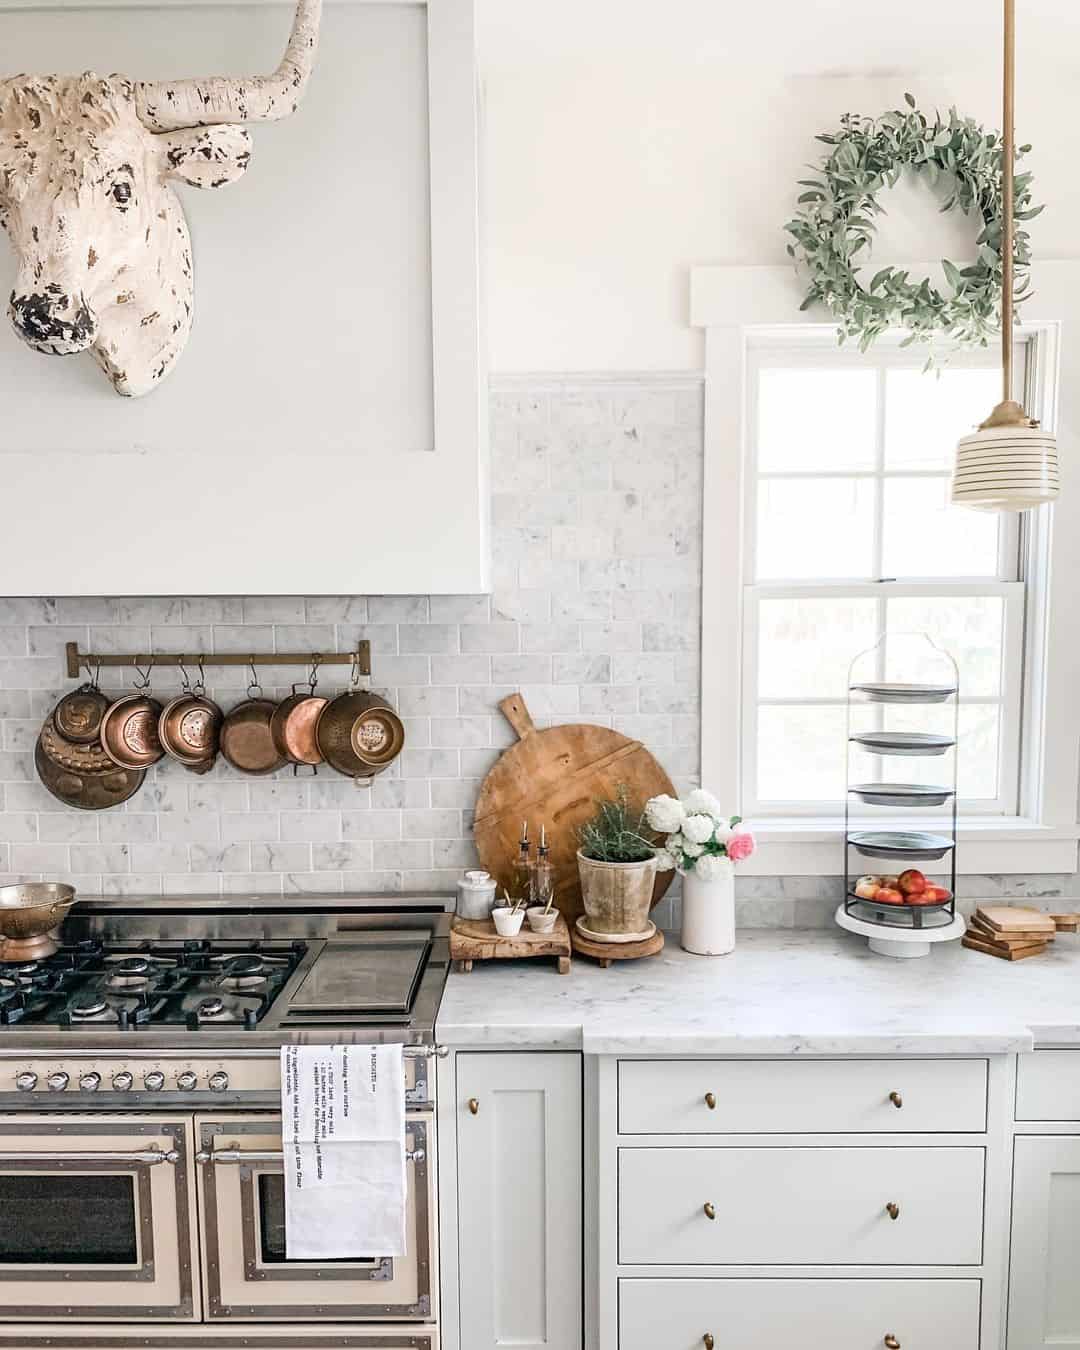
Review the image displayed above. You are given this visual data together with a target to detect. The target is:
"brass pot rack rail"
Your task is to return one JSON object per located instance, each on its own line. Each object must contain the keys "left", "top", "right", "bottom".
{"left": 65, "top": 641, "right": 371, "bottom": 681}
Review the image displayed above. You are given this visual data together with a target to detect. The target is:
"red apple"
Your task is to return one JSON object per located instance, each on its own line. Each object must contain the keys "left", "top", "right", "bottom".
{"left": 873, "top": 887, "right": 905, "bottom": 905}
{"left": 897, "top": 869, "right": 928, "bottom": 896}
{"left": 923, "top": 884, "right": 952, "bottom": 902}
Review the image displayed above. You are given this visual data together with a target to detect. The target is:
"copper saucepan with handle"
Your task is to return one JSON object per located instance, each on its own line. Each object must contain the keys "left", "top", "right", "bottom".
{"left": 270, "top": 657, "right": 327, "bottom": 772}
{"left": 220, "top": 663, "right": 287, "bottom": 776}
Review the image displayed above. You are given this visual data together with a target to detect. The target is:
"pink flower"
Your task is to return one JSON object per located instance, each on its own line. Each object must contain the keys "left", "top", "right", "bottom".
{"left": 726, "top": 832, "right": 755, "bottom": 863}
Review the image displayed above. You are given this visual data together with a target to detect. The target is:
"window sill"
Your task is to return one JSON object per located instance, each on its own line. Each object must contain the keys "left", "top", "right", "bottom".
{"left": 741, "top": 817, "right": 1080, "bottom": 877}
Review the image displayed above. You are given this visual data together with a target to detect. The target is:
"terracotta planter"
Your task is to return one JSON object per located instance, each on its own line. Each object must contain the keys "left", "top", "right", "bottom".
{"left": 576, "top": 849, "right": 657, "bottom": 937}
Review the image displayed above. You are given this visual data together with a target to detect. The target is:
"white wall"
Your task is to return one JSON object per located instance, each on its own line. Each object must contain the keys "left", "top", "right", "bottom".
{"left": 479, "top": 0, "right": 1080, "bottom": 372}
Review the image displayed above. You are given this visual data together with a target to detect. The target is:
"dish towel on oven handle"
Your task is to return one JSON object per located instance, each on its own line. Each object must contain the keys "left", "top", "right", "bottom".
{"left": 280, "top": 1043, "right": 406, "bottom": 1259}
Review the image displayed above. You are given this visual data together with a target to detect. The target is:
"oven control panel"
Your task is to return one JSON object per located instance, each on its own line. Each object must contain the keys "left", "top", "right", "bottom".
{"left": 0, "top": 1051, "right": 427, "bottom": 1103}
{"left": 0, "top": 1056, "right": 279, "bottom": 1098}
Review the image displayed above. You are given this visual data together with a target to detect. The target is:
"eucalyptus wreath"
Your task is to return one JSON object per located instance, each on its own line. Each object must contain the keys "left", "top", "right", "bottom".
{"left": 784, "top": 94, "right": 1043, "bottom": 354}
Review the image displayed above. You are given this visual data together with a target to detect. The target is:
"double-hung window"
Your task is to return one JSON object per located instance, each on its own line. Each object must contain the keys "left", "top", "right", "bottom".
{"left": 742, "top": 334, "right": 1027, "bottom": 818}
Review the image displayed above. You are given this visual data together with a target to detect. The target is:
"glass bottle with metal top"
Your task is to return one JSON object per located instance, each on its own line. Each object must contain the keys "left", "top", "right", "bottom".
{"left": 512, "top": 821, "right": 534, "bottom": 904}
{"left": 532, "top": 824, "right": 554, "bottom": 910}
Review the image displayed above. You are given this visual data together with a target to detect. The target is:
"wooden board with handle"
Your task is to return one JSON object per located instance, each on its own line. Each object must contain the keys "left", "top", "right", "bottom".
{"left": 473, "top": 693, "right": 675, "bottom": 922}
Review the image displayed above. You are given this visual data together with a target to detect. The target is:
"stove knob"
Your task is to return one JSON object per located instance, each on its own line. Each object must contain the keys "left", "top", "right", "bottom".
{"left": 176, "top": 1071, "right": 198, "bottom": 1092}
{"left": 208, "top": 1071, "right": 230, "bottom": 1093}
{"left": 46, "top": 1071, "right": 69, "bottom": 1092}
{"left": 111, "top": 1071, "right": 134, "bottom": 1092}
{"left": 15, "top": 1071, "right": 37, "bottom": 1092}
{"left": 143, "top": 1070, "right": 165, "bottom": 1091}
{"left": 78, "top": 1072, "right": 101, "bottom": 1093}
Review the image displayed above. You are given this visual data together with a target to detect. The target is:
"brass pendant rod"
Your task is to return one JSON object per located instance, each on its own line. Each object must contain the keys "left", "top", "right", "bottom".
{"left": 1001, "top": 0, "right": 1015, "bottom": 405}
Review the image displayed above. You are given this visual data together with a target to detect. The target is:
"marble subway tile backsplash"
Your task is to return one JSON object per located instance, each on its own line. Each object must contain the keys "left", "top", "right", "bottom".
{"left": 0, "top": 379, "right": 1073, "bottom": 928}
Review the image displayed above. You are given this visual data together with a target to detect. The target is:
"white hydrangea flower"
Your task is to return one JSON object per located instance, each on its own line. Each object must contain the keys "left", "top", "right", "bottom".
{"left": 712, "top": 820, "right": 734, "bottom": 846}
{"left": 654, "top": 847, "right": 677, "bottom": 872}
{"left": 682, "top": 788, "right": 725, "bottom": 819}
{"left": 681, "top": 813, "right": 716, "bottom": 845}
{"left": 693, "top": 853, "right": 734, "bottom": 882}
{"left": 681, "top": 840, "right": 704, "bottom": 858}
{"left": 645, "top": 794, "right": 686, "bottom": 834}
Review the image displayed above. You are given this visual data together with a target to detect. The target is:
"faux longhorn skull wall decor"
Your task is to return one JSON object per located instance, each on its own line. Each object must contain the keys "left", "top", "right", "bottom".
{"left": 0, "top": 0, "right": 321, "bottom": 397}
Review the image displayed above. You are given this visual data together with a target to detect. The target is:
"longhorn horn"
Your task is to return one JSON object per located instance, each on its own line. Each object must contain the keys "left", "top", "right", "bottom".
{"left": 135, "top": 0, "right": 322, "bottom": 132}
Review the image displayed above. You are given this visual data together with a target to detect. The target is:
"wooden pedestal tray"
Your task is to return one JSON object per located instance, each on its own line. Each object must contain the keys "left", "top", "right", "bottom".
{"left": 451, "top": 914, "right": 572, "bottom": 975}
{"left": 570, "top": 925, "right": 664, "bottom": 968}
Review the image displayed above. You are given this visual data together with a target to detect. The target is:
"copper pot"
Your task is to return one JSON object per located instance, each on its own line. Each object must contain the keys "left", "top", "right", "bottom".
{"left": 270, "top": 685, "right": 328, "bottom": 768}
{"left": 220, "top": 697, "right": 286, "bottom": 775}
{"left": 53, "top": 684, "right": 110, "bottom": 745}
{"left": 100, "top": 693, "right": 165, "bottom": 769}
{"left": 0, "top": 882, "right": 77, "bottom": 961}
{"left": 315, "top": 690, "right": 405, "bottom": 779}
{"left": 158, "top": 692, "right": 223, "bottom": 770}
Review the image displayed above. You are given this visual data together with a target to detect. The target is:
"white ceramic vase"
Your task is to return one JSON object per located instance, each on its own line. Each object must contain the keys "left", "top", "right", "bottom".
{"left": 680, "top": 861, "right": 735, "bottom": 956}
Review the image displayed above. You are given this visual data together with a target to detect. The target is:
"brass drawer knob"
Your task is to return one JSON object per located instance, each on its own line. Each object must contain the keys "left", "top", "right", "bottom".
{"left": 703, "top": 1201, "right": 717, "bottom": 1221}
{"left": 884, "top": 1336, "right": 900, "bottom": 1349}
{"left": 704, "top": 1092, "right": 717, "bottom": 1110}
{"left": 467, "top": 1098, "right": 480, "bottom": 1116}
{"left": 888, "top": 1091, "right": 903, "bottom": 1109}
{"left": 885, "top": 1201, "right": 900, "bottom": 1221}
{"left": 703, "top": 1336, "right": 715, "bottom": 1350}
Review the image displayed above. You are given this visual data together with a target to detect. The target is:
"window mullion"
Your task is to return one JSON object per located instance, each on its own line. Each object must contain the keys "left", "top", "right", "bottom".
{"left": 873, "top": 365, "right": 887, "bottom": 581}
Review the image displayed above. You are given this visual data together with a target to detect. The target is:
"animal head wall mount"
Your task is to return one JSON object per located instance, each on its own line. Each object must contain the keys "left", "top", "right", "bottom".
{"left": 0, "top": 0, "right": 321, "bottom": 397}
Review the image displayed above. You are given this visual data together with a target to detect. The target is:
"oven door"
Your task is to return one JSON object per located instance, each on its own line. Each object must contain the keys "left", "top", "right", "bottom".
{"left": 195, "top": 1112, "right": 435, "bottom": 1322}
{"left": 0, "top": 1114, "right": 199, "bottom": 1321}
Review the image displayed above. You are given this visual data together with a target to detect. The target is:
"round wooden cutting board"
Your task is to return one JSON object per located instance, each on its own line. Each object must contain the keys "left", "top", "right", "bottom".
{"left": 473, "top": 693, "right": 675, "bottom": 921}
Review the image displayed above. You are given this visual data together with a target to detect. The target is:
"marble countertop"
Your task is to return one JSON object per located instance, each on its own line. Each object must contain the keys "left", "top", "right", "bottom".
{"left": 435, "top": 929, "right": 1080, "bottom": 1055}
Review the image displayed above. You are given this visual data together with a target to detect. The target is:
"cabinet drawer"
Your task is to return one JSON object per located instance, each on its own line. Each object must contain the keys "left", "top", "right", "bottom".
{"left": 619, "top": 1278, "right": 980, "bottom": 1350}
{"left": 618, "top": 1146, "right": 985, "bottom": 1266}
{"left": 0, "top": 1332, "right": 438, "bottom": 1350}
{"left": 1016, "top": 1050, "right": 1080, "bottom": 1120}
{"left": 618, "top": 1058, "right": 988, "bottom": 1134}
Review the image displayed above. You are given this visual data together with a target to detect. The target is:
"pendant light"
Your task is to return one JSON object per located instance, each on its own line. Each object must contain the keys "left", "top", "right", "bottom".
{"left": 951, "top": 0, "right": 1059, "bottom": 511}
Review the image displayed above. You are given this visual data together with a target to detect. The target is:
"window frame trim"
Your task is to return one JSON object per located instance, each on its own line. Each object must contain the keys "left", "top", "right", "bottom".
{"left": 692, "top": 262, "right": 1080, "bottom": 876}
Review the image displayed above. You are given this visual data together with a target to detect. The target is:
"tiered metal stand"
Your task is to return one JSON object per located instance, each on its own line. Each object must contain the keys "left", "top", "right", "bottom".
{"left": 835, "top": 634, "right": 966, "bottom": 959}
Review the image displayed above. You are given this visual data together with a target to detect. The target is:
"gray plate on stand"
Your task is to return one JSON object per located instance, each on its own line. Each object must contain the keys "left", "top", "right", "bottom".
{"left": 850, "top": 682, "right": 956, "bottom": 704}
{"left": 850, "top": 731, "right": 955, "bottom": 756}
{"left": 849, "top": 830, "right": 954, "bottom": 861}
{"left": 849, "top": 782, "right": 955, "bottom": 808}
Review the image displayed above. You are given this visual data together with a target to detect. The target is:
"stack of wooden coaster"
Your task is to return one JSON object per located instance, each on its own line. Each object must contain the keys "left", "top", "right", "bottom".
{"left": 962, "top": 905, "right": 1061, "bottom": 961}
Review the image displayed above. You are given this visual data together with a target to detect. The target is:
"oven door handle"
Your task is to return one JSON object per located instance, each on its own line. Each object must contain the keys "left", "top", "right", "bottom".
{"left": 196, "top": 1146, "right": 426, "bottom": 1165}
{"left": 0, "top": 1147, "right": 179, "bottom": 1165}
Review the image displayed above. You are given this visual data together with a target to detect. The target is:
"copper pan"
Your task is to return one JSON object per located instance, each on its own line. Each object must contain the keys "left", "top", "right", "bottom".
{"left": 158, "top": 691, "right": 223, "bottom": 769}
{"left": 270, "top": 684, "right": 328, "bottom": 769}
{"left": 316, "top": 690, "right": 405, "bottom": 779}
{"left": 100, "top": 693, "right": 165, "bottom": 769}
{"left": 53, "top": 683, "right": 110, "bottom": 745}
{"left": 0, "top": 881, "right": 77, "bottom": 961}
{"left": 221, "top": 697, "right": 286, "bottom": 775}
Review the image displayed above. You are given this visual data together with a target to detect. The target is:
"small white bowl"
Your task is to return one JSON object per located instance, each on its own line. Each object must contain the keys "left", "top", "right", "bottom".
{"left": 526, "top": 906, "right": 558, "bottom": 934}
{"left": 492, "top": 906, "right": 525, "bottom": 937}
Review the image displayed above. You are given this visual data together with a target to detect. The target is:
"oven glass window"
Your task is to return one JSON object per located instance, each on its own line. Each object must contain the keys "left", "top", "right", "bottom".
{"left": 0, "top": 1174, "right": 138, "bottom": 1264}
{"left": 256, "top": 1174, "right": 374, "bottom": 1265}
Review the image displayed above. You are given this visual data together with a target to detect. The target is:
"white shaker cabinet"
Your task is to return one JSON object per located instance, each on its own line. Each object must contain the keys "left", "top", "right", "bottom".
{"left": 454, "top": 1052, "right": 583, "bottom": 1350}
{"left": 1009, "top": 1135, "right": 1080, "bottom": 1349}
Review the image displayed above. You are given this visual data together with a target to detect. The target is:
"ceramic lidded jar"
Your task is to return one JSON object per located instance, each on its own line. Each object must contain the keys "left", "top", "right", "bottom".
{"left": 456, "top": 870, "right": 498, "bottom": 921}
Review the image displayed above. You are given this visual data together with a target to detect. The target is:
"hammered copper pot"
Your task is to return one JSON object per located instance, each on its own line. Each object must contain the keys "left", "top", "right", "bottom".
{"left": 36, "top": 738, "right": 145, "bottom": 811}
{"left": 315, "top": 690, "right": 405, "bottom": 779}
{"left": 220, "top": 697, "right": 287, "bottom": 775}
{"left": 39, "top": 714, "right": 115, "bottom": 776}
{"left": 270, "top": 686, "right": 328, "bottom": 768}
{"left": 0, "top": 881, "right": 77, "bottom": 961}
{"left": 100, "top": 693, "right": 165, "bottom": 769}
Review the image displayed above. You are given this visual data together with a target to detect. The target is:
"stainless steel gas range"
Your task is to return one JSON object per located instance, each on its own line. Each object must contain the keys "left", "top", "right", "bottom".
{"left": 0, "top": 894, "right": 449, "bottom": 1350}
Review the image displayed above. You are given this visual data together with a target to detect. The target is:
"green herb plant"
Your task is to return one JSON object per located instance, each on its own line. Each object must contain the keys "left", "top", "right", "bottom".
{"left": 576, "top": 786, "right": 656, "bottom": 864}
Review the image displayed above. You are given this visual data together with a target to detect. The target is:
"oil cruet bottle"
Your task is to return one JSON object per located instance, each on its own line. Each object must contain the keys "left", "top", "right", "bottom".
{"left": 512, "top": 820, "right": 534, "bottom": 902}
{"left": 532, "top": 824, "right": 554, "bottom": 909}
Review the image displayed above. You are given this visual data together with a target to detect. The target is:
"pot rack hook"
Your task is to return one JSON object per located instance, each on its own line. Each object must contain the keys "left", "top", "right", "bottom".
{"left": 308, "top": 653, "right": 321, "bottom": 694}
{"left": 177, "top": 655, "right": 192, "bottom": 692}
{"left": 83, "top": 657, "right": 103, "bottom": 691}
{"left": 349, "top": 649, "right": 362, "bottom": 689}
{"left": 133, "top": 661, "right": 153, "bottom": 692}
{"left": 193, "top": 658, "right": 207, "bottom": 697}
{"left": 248, "top": 658, "right": 263, "bottom": 700}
